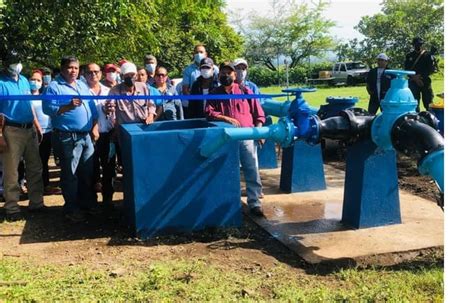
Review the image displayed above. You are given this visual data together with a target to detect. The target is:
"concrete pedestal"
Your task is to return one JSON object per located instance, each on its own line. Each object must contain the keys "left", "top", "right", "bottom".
{"left": 342, "top": 140, "right": 401, "bottom": 228}
{"left": 279, "top": 141, "right": 326, "bottom": 193}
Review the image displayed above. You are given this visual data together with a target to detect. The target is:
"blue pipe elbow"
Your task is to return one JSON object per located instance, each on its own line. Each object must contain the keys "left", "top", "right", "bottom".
{"left": 260, "top": 98, "right": 318, "bottom": 118}
{"left": 419, "top": 149, "right": 444, "bottom": 193}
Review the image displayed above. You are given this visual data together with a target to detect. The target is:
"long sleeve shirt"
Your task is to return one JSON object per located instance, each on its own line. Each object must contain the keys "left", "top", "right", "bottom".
{"left": 205, "top": 83, "right": 266, "bottom": 127}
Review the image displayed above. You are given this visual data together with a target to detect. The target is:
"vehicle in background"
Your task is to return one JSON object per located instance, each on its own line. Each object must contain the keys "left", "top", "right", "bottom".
{"left": 306, "top": 61, "right": 369, "bottom": 86}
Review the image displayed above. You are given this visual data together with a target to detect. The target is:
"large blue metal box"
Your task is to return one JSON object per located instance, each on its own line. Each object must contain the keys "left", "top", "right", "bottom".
{"left": 119, "top": 119, "right": 242, "bottom": 239}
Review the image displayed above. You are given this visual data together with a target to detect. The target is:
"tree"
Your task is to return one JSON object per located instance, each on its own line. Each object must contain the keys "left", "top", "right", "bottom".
{"left": 336, "top": 0, "right": 444, "bottom": 68}
{"left": 235, "top": 0, "right": 335, "bottom": 70}
{"left": 0, "top": 0, "right": 243, "bottom": 74}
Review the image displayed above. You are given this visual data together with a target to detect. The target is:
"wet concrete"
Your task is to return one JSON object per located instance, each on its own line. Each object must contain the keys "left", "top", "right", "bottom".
{"left": 245, "top": 165, "right": 444, "bottom": 265}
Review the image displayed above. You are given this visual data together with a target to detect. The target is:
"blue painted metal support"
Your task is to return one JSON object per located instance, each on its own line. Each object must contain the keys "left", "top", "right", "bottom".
{"left": 342, "top": 139, "right": 401, "bottom": 228}
{"left": 280, "top": 141, "right": 326, "bottom": 193}
{"left": 120, "top": 119, "right": 242, "bottom": 239}
{"left": 258, "top": 116, "right": 278, "bottom": 169}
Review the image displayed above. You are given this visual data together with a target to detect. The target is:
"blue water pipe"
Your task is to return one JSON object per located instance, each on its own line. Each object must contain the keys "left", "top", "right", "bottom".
{"left": 200, "top": 118, "right": 295, "bottom": 158}
{"left": 259, "top": 98, "right": 318, "bottom": 118}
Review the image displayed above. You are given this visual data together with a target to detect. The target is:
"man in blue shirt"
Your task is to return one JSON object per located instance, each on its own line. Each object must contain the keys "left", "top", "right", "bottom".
{"left": 43, "top": 56, "right": 100, "bottom": 223}
{"left": 0, "top": 50, "right": 45, "bottom": 221}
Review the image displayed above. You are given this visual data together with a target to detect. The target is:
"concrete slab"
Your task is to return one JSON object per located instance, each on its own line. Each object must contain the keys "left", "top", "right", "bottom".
{"left": 247, "top": 165, "right": 444, "bottom": 265}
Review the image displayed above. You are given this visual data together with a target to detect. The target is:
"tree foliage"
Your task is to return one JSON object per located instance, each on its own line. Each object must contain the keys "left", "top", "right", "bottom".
{"left": 336, "top": 0, "right": 444, "bottom": 68}
{"left": 0, "top": 0, "right": 243, "bottom": 74}
{"left": 235, "top": 0, "right": 335, "bottom": 70}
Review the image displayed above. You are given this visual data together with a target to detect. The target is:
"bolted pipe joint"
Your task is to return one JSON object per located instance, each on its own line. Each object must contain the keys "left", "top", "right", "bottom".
{"left": 318, "top": 108, "right": 375, "bottom": 143}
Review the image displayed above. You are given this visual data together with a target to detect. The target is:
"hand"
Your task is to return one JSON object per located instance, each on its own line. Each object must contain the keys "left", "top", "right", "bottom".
{"left": 91, "top": 127, "right": 100, "bottom": 142}
{"left": 411, "top": 74, "right": 424, "bottom": 87}
{"left": 71, "top": 97, "right": 83, "bottom": 107}
{"left": 104, "top": 100, "right": 116, "bottom": 114}
{"left": 145, "top": 115, "right": 154, "bottom": 125}
{"left": 37, "top": 131, "right": 43, "bottom": 144}
{"left": 225, "top": 117, "right": 241, "bottom": 127}
{"left": 258, "top": 139, "right": 266, "bottom": 147}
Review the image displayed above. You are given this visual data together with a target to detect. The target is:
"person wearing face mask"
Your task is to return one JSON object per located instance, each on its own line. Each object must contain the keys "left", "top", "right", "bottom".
{"left": 30, "top": 70, "right": 60, "bottom": 196}
{"left": 143, "top": 54, "right": 157, "bottom": 86}
{"left": 205, "top": 62, "right": 266, "bottom": 217}
{"left": 106, "top": 62, "right": 156, "bottom": 126}
{"left": 40, "top": 67, "right": 53, "bottom": 92}
{"left": 181, "top": 44, "right": 219, "bottom": 117}
{"left": 0, "top": 50, "right": 45, "bottom": 221}
{"left": 233, "top": 58, "right": 260, "bottom": 95}
{"left": 43, "top": 55, "right": 100, "bottom": 223}
{"left": 188, "top": 57, "right": 220, "bottom": 119}
{"left": 102, "top": 63, "right": 120, "bottom": 88}
{"left": 149, "top": 66, "right": 183, "bottom": 121}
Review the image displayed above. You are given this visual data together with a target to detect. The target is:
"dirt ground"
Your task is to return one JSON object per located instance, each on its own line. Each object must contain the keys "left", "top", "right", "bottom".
{"left": 0, "top": 146, "right": 443, "bottom": 276}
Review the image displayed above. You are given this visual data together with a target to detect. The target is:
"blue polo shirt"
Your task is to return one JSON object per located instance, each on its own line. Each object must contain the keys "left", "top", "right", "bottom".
{"left": 0, "top": 74, "right": 34, "bottom": 124}
{"left": 43, "top": 75, "right": 98, "bottom": 132}
{"left": 244, "top": 80, "right": 260, "bottom": 95}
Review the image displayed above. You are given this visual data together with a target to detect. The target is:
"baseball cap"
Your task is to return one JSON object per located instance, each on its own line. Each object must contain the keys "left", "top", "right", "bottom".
{"left": 233, "top": 58, "right": 248, "bottom": 68}
{"left": 376, "top": 53, "right": 389, "bottom": 61}
{"left": 104, "top": 63, "right": 119, "bottom": 73}
{"left": 200, "top": 57, "right": 214, "bottom": 69}
{"left": 219, "top": 61, "right": 236, "bottom": 72}
{"left": 120, "top": 62, "right": 137, "bottom": 75}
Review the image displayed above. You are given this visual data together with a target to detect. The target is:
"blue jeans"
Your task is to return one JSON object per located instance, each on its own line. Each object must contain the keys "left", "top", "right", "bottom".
{"left": 239, "top": 140, "right": 262, "bottom": 209}
{"left": 54, "top": 131, "right": 97, "bottom": 213}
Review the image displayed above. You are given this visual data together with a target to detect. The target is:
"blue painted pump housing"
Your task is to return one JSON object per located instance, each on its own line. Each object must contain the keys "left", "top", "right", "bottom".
{"left": 371, "top": 70, "right": 417, "bottom": 150}
{"left": 318, "top": 96, "right": 359, "bottom": 119}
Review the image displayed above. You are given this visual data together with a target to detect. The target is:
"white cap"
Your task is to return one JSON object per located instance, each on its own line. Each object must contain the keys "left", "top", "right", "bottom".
{"left": 233, "top": 58, "right": 248, "bottom": 68}
{"left": 120, "top": 62, "right": 137, "bottom": 75}
{"left": 376, "top": 53, "right": 389, "bottom": 61}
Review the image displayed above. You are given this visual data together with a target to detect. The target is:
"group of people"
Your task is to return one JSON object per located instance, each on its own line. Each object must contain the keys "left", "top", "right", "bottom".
{"left": 0, "top": 39, "right": 438, "bottom": 223}
{"left": 0, "top": 44, "right": 266, "bottom": 222}
{"left": 366, "top": 37, "right": 438, "bottom": 114}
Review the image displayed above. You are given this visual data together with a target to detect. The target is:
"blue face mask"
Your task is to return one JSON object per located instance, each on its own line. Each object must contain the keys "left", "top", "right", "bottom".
{"left": 29, "top": 80, "right": 42, "bottom": 91}
{"left": 194, "top": 53, "right": 205, "bottom": 65}
{"left": 42, "top": 75, "right": 52, "bottom": 85}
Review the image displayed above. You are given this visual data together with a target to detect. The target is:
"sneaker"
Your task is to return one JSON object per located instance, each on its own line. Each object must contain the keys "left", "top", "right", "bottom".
{"left": 250, "top": 206, "right": 265, "bottom": 217}
{"left": 259, "top": 193, "right": 265, "bottom": 199}
{"left": 6, "top": 212, "right": 24, "bottom": 222}
{"left": 64, "top": 210, "right": 86, "bottom": 223}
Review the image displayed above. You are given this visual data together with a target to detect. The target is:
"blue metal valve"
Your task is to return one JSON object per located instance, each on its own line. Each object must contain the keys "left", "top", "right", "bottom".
{"left": 371, "top": 69, "right": 417, "bottom": 150}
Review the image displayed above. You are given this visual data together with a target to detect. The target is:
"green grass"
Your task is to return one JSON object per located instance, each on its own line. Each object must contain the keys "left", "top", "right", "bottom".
{"left": 0, "top": 258, "right": 443, "bottom": 302}
{"left": 261, "top": 76, "right": 444, "bottom": 111}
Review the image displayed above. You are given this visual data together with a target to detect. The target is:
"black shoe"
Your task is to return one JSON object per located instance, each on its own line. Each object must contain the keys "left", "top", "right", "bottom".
{"left": 29, "top": 204, "right": 47, "bottom": 213}
{"left": 64, "top": 210, "right": 86, "bottom": 223}
{"left": 6, "top": 212, "right": 24, "bottom": 222}
{"left": 250, "top": 206, "right": 265, "bottom": 217}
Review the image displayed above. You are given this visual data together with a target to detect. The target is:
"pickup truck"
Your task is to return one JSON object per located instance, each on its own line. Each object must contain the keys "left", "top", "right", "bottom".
{"left": 307, "top": 61, "right": 370, "bottom": 86}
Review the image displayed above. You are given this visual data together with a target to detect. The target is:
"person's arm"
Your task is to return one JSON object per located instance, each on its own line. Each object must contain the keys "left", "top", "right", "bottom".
{"left": 31, "top": 105, "right": 43, "bottom": 142}
{"left": 204, "top": 99, "right": 240, "bottom": 127}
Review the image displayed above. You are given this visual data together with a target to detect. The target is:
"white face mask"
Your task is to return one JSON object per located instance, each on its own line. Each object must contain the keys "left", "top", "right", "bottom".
{"left": 201, "top": 68, "right": 213, "bottom": 79}
{"left": 236, "top": 69, "right": 247, "bottom": 82}
{"left": 145, "top": 63, "right": 156, "bottom": 74}
{"left": 8, "top": 63, "right": 23, "bottom": 75}
{"left": 106, "top": 72, "right": 117, "bottom": 82}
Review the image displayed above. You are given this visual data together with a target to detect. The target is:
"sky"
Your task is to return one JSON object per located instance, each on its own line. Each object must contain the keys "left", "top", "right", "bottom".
{"left": 225, "top": 0, "right": 384, "bottom": 41}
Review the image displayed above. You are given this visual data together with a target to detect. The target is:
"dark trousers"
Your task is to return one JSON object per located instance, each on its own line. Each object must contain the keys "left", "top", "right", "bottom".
{"left": 368, "top": 95, "right": 381, "bottom": 115}
{"left": 93, "top": 131, "right": 116, "bottom": 202}
{"left": 39, "top": 132, "right": 52, "bottom": 187}
{"left": 54, "top": 131, "right": 97, "bottom": 213}
{"left": 409, "top": 78, "right": 434, "bottom": 112}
